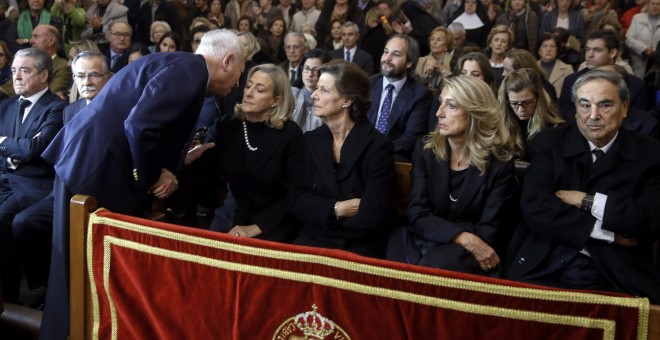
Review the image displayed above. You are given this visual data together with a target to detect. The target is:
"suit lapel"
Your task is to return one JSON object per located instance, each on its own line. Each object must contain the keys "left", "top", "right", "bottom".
{"left": 368, "top": 76, "right": 384, "bottom": 124}
{"left": 384, "top": 78, "right": 412, "bottom": 134}
{"left": 561, "top": 125, "right": 592, "bottom": 190}
{"left": 588, "top": 130, "right": 637, "bottom": 184}
{"left": 17, "top": 91, "right": 50, "bottom": 136}
{"left": 335, "top": 120, "right": 371, "bottom": 181}
{"left": 306, "top": 125, "right": 343, "bottom": 198}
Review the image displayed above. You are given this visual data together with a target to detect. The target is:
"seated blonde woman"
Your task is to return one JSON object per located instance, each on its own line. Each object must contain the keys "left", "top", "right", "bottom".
{"left": 387, "top": 75, "right": 521, "bottom": 275}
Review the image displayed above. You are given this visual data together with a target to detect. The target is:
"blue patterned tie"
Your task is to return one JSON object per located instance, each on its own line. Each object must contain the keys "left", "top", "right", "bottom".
{"left": 345, "top": 50, "right": 350, "bottom": 61}
{"left": 376, "top": 84, "right": 394, "bottom": 133}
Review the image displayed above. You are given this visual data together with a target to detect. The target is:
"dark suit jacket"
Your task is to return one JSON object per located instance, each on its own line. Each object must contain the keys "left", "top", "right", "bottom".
{"left": 329, "top": 47, "right": 375, "bottom": 75}
{"left": 135, "top": 0, "right": 183, "bottom": 44}
{"left": 102, "top": 45, "right": 130, "bottom": 74}
{"left": 559, "top": 69, "right": 648, "bottom": 123}
{"left": 207, "top": 118, "right": 303, "bottom": 242}
{"left": 386, "top": 139, "right": 515, "bottom": 274}
{"left": 506, "top": 125, "right": 660, "bottom": 302}
{"left": 63, "top": 99, "right": 87, "bottom": 123}
{"left": 367, "top": 75, "right": 432, "bottom": 160}
{"left": 290, "top": 120, "right": 396, "bottom": 258}
{"left": 278, "top": 60, "right": 303, "bottom": 88}
{"left": 0, "top": 91, "right": 65, "bottom": 204}
{"left": 42, "top": 52, "right": 208, "bottom": 215}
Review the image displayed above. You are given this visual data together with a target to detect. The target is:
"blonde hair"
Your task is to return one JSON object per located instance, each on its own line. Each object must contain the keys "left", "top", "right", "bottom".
{"left": 428, "top": 26, "right": 454, "bottom": 52}
{"left": 425, "top": 75, "right": 521, "bottom": 174}
{"left": 487, "top": 25, "right": 513, "bottom": 50}
{"left": 498, "top": 68, "right": 563, "bottom": 148}
{"left": 150, "top": 21, "right": 172, "bottom": 43}
{"left": 365, "top": 7, "right": 393, "bottom": 35}
{"left": 234, "top": 64, "right": 294, "bottom": 129}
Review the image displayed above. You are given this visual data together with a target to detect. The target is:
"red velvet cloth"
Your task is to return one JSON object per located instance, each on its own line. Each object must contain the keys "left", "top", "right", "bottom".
{"left": 86, "top": 210, "right": 650, "bottom": 340}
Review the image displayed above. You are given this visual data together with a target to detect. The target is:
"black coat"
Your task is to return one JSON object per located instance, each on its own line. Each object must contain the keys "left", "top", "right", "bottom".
{"left": 506, "top": 125, "right": 660, "bottom": 303}
{"left": 290, "top": 120, "right": 395, "bottom": 258}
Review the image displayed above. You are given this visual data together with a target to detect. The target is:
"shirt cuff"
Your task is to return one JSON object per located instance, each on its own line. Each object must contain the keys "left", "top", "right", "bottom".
{"left": 590, "top": 192, "right": 614, "bottom": 242}
{"left": 6, "top": 157, "right": 17, "bottom": 170}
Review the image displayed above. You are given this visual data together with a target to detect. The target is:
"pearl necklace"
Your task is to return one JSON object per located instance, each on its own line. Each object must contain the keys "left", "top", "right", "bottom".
{"left": 242, "top": 120, "right": 258, "bottom": 151}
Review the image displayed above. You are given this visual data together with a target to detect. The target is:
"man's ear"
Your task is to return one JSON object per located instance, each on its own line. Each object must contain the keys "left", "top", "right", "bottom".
{"left": 223, "top": 53, "right": 235, "bottom": 71}
{"left": 608, "top": 48, "right": 618, "bottom": 63}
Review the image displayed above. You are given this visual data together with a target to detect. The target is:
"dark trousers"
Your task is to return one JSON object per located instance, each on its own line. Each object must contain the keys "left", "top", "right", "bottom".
{"left": 39, "top": 176, "right": 71, "bottom": 340}
{"left": 522, "top": 253, "right": 617, "bottom": 292}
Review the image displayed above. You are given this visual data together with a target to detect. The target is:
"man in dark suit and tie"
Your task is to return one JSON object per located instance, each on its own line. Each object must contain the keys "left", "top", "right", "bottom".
{"left": 558, "top": 30, "right": 647, "bottom": 123}
{"left": 102, "top": 21, "right": 131, "bottom": 74}
{"left": 39, "top": 29, "right": 246, "bottom": 340}
{"left": 506, "top": 69, "right": 660, "bottom": 303}
{"left": 366, "top": 34, "right": 432, "bottom": 161}
{"left": 7, "top": 51, "right": 114, "bottom": 310}
{"left": 330, "top": 21, "right": 374, "bottom": 75}
{"left": 0, "top": 48, "right": 66, "bottom": 305}
{"left": 279, "top": 32, "right": 309, "bottom": 88}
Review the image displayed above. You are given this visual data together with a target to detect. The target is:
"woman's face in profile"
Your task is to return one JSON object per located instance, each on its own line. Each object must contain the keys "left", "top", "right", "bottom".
{"left": 311, "top": 72, "right": 346, "bottom": 119}
{"left": 460, "top": 60, "right": 485, "bottom": 81}
{"left": 302, "top": 57, "right": 322, "bottom": 90}
{"left": 242, "top": 70, "right": 280, "bottom": 118}
{"left": 436, "top": 86, "right": 468, "bottom": 137}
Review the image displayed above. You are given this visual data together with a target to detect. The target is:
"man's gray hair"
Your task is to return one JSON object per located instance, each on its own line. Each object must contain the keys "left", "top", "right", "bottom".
{"left": 342, "top": 21, "right": 360, "bottom": 35}
{"left": 284, "top": 32, "right": 309, "bottom": 50}
{"left": 195, "top": 29, "right": 244, "bottom": 60}
{"left": 14, "top": 48, "right": 53, "bottom": 82}
{"left": 72, "top": 51, "right": 110, "bottom": 74}
{"left": 571, "top": 69, "right": 630, "bottom": 104}
{"left": 448, "top": 22, "right": 466, "bottom": 35}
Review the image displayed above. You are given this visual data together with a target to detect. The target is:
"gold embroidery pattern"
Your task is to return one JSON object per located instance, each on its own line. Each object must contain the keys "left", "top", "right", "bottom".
{"left": 86, "top": 212, "right": 649, "bottom": 340}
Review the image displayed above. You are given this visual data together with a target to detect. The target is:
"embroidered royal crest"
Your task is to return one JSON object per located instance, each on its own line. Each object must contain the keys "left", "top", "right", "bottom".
{"left": 273, "top": 304, "right": 351, "bottom": 340}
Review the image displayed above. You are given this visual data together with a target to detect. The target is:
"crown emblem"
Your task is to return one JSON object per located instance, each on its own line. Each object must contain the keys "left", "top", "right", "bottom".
{"left": 294, "top": 304, "right": 335, "bottom": 339}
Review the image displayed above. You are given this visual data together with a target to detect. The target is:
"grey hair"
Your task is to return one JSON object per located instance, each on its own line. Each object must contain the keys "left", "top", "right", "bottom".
{"left": 284, "top": 32, "right": 309, "bottom": 50}
{"left": 72, "top": 51, "right": 110, "bottom": 74}
{"left": 448, "top": 22, "right": 466, "bottom": 35}
{"left": 14, "top": 48, "right": 53, "bottom": 82}
{"left": 342, "top": 21, "right": 360, "bottom": 35}
{"left": 195, "top": 29, "right": 244, "bottom": 60}
{"left": 571, "top": 69, "right": 629, "bottom": 104}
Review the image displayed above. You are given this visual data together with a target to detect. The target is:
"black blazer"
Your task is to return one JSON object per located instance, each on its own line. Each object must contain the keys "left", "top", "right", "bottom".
{"left": 0, "top": 91, "right": 65, "bottom": 203}
{"left": 208, "top": 118, "right": 304, "bottom": 242}
{"left": 506, "top": 125, "right": 660, "bottom": 303}
{"left": 366, "top": 75, "right": 432, "bottom": 160}
{"left": 329, "top": 48, "right": 375, "bottom": 75}
{"left": 63, "top": 99, "right": 87, "bottom": 123}
{"left": 290, "top": 120, "right": 396, "bottom": 258}
{"left": 386, "top": 139, "right": 515, "bottom": 274}
{"left": 102, "top": 45, "right": 130, "bottom": 74}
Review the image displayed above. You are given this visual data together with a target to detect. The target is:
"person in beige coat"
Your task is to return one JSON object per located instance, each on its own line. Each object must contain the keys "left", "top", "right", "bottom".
{"left": 536, "top": 33, "right": 573, "bottom": 99}
{"left": 415, "top": 26, "right": 454, "bottom": 90}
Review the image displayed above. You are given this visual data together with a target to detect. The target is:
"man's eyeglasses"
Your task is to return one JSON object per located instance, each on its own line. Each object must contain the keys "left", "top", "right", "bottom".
{"left": 111, "top": 32, "right": 131, "bottom": 39}
{"left": 302, "top": 65, "right": 318, "bottom": 74}
{"left": 510, "top": 97, "right": 536, "bottom": 110}
{"left": 73, "top": 73, "right": 108, "bottom": 81}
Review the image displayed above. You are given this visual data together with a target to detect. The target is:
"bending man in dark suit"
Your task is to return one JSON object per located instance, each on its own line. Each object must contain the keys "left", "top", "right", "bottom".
{"left": 366, "top": 34, "right": 432, "bottom": 161}
{"left": 8, "top": 51, "right": 113, "bottom": 309}
{"left": 506, "top": 69, "right": 660, "bottom": 303}
{"left": 39, "top": 29, "right": 245, "bottom": 340}
{"left": 0, "top": 48, "right": 65, "bottom": 305}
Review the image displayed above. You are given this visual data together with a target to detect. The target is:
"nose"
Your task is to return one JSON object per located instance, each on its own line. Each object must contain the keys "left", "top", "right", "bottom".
{"left": 436, "top": 103, "right": 445, "bottom": 118}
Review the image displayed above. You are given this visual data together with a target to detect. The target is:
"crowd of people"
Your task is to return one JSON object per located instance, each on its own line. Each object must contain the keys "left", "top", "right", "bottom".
{"left": 0, "top": 0, "right": 659, "bottom": 337}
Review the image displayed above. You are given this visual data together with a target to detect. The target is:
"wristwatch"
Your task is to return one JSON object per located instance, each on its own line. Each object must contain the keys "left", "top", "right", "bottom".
{"left": 580, "top": 194, "right": 594, "bottom": 212}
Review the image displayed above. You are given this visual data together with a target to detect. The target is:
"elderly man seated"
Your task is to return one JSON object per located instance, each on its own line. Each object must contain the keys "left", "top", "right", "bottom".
{"left": 505, "top": 69, "right": 660, "bottom": 303}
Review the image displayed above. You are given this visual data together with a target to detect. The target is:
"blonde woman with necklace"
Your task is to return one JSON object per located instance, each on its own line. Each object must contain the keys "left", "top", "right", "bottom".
{"left": 386, "top": 75, "right": 521, "bottom": 275}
